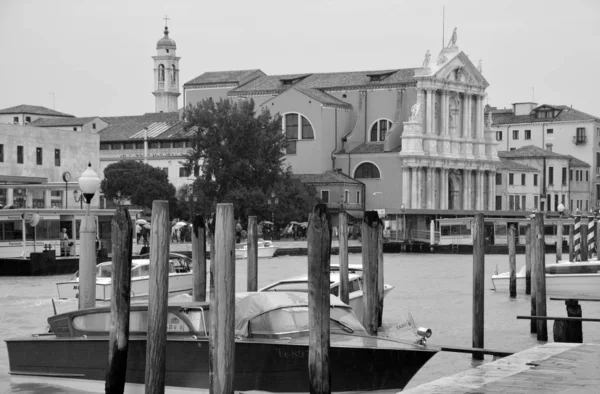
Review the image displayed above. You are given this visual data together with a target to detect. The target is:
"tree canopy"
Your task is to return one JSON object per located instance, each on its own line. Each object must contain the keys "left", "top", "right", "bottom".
{"left": 183, "top": 98, "right": 318, "bottom": 225}
{"left": 100, "top": 160, "right": 177, "bottom": 211}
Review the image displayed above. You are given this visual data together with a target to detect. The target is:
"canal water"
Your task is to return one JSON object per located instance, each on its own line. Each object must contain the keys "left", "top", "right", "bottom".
{"left": 1, "top": 252, "right": 599, "bottom": 393}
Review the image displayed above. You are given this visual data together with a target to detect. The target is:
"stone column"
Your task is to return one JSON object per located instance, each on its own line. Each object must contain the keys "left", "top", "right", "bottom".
{"left": 478, "top": 171, "right": 485, "bottom": 210}
{"left": 44, "top": 189, "right": 52, "bottom": 208}
{"left": 440, "top": 169, "right": 446, "bottom": 210}
{"left": 402, "top": 166, "right": 411, "bottom": 208}
{"left": 26, "top": 191, "right": 33, "bottom": 208}
{"left": 417, "top": 167, "right": 423, "bottom": 209}
{"left": 425, "top": 89, "right": 432, "bottom": 135}
{"left": 427, "top": 167, "right": 435, "bottom": 209}
{"left": 442, "top": 91, "right": 449, "bottom": 136}
{"left": 464, "top": 170, "right": 471, "bottom": 210}
{"left": 488, "top": 171, "right": 496, "bottom": 211}
{"left": 461, "top": 93, "right": 468, "bottom": 138}
{"left": 411, "top": 167, "right": 418, "bottom": 209}
{"left": 6, "top": 188, "right": 14, "bottom": 207}
{"left": 480, "top": 94, "right": 486, "bottom": 139}
{"left": 432, "top": 91, "right": 437, "bottom": 135}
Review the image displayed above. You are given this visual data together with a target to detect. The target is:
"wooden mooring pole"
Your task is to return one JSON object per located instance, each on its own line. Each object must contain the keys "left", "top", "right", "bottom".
{"left": 338, "top": 212, "right": 349, "bottom": 305}
{"left": 569, "top": 224, "right": 574, "bottom": 262}
{"left": 553, "top": 300, "right": 583, "bottom": 343}
{"left": 208, "top": 213, "right": 216, "bottom": 302}
{"left": 307, "top": 204, "right": 332, "bottom": 393}
{"left": 581, "top": 224, "right": 588, "bottom": 262}
{"left": 145, "top": 201, "right": 170, "bottom": 393}
{"left": 525, "top": 224, "right": 531, "bottom": 295}
{"left": 533, "top": 212, "right": 548, "bottom": 341}
{"left": 105, "top": 206, "right": 133, "bottom": 393}
{"left": 472, "top": 212, "right": 485, "bottom": 360}
{"left": 209, "top": 204, "right": 235, "bottom": 393}
{"left": 508, "top": 225, "right": 516, "bottom": 298}
{"left": 191, "top": 214, "right": 207, "bottom": 301}
{"left": 530, "top": 218, "right": 537, "bottom": 333}
{"left": 377, "top": 217, "right": 384, "bottom": 327}
{"left": 247, "top": 216, "right": 258, "bottom": 292}
{"left": 362, "top": 211, "right": 380, "bottom": 335}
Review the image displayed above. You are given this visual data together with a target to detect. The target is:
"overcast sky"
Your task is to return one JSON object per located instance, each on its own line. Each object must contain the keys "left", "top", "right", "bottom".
{"left": 1, "top": 0, "right": 599, "bottom": 118}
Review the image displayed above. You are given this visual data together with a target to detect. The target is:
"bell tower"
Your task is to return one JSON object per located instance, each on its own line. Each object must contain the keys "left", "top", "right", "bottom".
{"left": 152, "top": 18, "right": 180, "bottom": 113}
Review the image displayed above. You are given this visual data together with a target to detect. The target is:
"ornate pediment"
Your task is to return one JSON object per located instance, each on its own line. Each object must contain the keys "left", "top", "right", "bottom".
{"left": 433, "top": 52, "right": 489, "bottom": 88}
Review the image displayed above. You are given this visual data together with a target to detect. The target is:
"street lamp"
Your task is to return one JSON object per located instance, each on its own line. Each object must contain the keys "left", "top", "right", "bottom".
{"left": 62, "top": 171, "right": 71, "bottom": 209}
{"left": 77, "top": 162, "right": 101, "bottom": 310}
{"left": 73, "top": 189, "right": 84, "bottom": 209}
{"left": 267, "top": 191, "right": 278, "bottom": 240}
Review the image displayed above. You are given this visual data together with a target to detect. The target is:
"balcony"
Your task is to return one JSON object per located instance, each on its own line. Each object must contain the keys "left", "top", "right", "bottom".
{"left": 573, "top": 135, "right": 586, "bottom": 145}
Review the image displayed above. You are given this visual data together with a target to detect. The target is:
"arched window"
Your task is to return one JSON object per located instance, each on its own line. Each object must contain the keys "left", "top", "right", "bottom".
{"left": 158, "top": 64, "right": 165, "bottom": 82}
{"left": 283, "top": 113, "right": 314, "bottom": 155}
{"left": 354, "top": 162, "right": 381, "bottom": 179}
{"left": 369, "top": 119, "right": 392, "bottom": 142}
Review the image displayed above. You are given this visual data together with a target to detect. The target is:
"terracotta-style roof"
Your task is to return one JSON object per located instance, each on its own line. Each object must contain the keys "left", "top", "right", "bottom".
{"left": 293, "top": 87, "right": 352, "bottom": 109}
{"left": 230, "top": 68, "right": 417, "bottom": 95}
{"left": 498, "top": 145, "right": 571, "bottom": 159}
{"left": 350, "top": 144, "right": 385, "bottom": 154}
{"left": 98, "top": 112, "right": 181, "bottom": 141}
{"left": 496, "top": 158, "right": 538, "bottom": 171}
{"left": 30, "top": 117, "right": 99, "bottom": 127}
{"left": 184, "top": 69, "right": 265, "bottom": 87}
{"left": 0, "top": 104, "right": 74, "bottom": 117}
{"left": 490, "top": 104, "right": 600, "bottom": 125}
{"left": 565, "top": 155, "right": 590, "bottom": 168}
{"left": 293, "top": 170, "right": 363, "bottom": 185}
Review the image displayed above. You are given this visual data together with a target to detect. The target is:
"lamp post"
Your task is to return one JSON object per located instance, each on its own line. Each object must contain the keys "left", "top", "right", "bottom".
{"left": 77, "top": 162, "right": 101, "bottom": 310}
{"left": 73, "top": 189, "right": 84, "bottom": 209}
{"left": 62, "top": 171, "right": 71, "bottom": 209}
{"left": 267, "top": 191, "right": 278, "bottom": 240}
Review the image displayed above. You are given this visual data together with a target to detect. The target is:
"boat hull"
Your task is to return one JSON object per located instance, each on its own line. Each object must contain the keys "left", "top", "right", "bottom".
{"left": 56, "top": 273, "right": 194, "bottom": 301}
{"left": 491, "top": 272, "right": 600, "bottom": 298}
{"left": 235, "top": 246, "right": 278, "bottom": 259}
{"left": 6, "top": 335, "right": 436, "bottom": 393}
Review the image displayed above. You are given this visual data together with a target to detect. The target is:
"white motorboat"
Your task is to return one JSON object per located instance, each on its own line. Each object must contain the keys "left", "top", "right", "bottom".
{"left": 235, "top": 239, "right": 278, "bottom": 259}
{"left": 258, "top": 263, "right": 394, "bottom": 321}
{"left": 491, "top": 260, "right": 600, "bottom": 298}
{"left": 56, "top": 253, "right": 193, "bottom": 301}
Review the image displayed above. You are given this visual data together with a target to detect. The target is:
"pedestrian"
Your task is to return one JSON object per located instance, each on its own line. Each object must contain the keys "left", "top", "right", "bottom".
{"left": 136, "top": 224, "right": 142, "bottom": 244}
{"left": 60, "top": 228, "right": 69, "bottom": 256}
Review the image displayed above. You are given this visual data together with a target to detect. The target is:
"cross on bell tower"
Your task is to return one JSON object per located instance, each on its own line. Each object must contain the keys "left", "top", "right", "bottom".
{"left": 152, "top": 18, "right": 180, "bottom": 113}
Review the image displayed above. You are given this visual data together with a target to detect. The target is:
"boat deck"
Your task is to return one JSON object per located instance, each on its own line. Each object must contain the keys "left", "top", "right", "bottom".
{"left": 403, "top": 343, "right": 600, "bottom": 393}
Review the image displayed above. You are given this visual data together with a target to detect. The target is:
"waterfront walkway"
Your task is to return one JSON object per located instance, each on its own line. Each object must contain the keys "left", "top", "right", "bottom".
{"left": 404, "top": 343, "right": 600, "bottom": 393}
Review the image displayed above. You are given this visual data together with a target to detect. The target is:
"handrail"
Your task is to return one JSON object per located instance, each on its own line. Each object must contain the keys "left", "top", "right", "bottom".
{"left": 517, "top": 315, "right": 600, "bottom": 322}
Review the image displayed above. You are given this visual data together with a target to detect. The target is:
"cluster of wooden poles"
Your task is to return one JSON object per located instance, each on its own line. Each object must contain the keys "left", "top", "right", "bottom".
{"left": 89, "top": 201, "right": 385, "bottom": 393}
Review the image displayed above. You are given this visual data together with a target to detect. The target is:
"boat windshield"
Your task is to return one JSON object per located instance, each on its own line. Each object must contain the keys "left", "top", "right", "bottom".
{"left": 247, "top": 306, "right": 365, "bottom": 338}
{"left": 546, "top": 263, "right": 600, "bottom": 275}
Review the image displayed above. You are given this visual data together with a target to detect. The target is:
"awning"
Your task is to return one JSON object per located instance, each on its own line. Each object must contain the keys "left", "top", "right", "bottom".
{"left": 346, "top": 211, "right": 364, "bottom": 220}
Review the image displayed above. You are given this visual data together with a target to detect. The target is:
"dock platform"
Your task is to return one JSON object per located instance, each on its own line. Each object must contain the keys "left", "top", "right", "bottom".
{"left": 404, "top": 343, "right": 600, "bottom": 393}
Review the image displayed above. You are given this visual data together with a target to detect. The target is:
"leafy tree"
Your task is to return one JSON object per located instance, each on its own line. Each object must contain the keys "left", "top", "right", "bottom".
{"left": 100, "top": 160, "right": 177, "bottom": 212}
{"left": 184, "top": 98, "right": 318, "bottom": 227}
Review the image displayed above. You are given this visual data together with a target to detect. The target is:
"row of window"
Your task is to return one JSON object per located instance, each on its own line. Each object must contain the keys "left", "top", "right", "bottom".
{"left": 496, "top": 193, "right": 584, "bottom": 212}
{"left": 495, "top": 127, "right": 588, "bottom": 142}
{"left": 100, "top": 140, "right": 191, "bottom": 151}
{"left": 320, "top": 190, "right": 362, "bottom": 204}
{"left": 499, "top": 168, "right": 589, "bottom": 186}
{"left": 0, "top": 144, "right": 60, "bottom": 166}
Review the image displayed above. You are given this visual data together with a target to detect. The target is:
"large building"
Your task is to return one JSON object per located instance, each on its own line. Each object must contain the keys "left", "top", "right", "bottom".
{"left": 489, "top": 102, "right": 600, "bottom": 211}
{"left": 0, "top": 104, "right": 74, "bottom": 126}
{"left": 183, "top": 31, "right": 499, "bottom": 233}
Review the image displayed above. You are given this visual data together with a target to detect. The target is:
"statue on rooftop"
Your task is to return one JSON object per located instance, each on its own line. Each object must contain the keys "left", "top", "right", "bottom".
{"left": 422, "top": 50, "right": 431, "bottom": 68}
{"left": 409, "top": 102, "right": 421, "bottom": 122}
{"left": 447, "top": 27, "right": 457, "bottom": 47}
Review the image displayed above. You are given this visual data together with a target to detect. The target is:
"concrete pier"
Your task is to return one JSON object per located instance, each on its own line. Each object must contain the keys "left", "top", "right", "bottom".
{"left": 404, "top": 343, "right": 600, "bottom": 393}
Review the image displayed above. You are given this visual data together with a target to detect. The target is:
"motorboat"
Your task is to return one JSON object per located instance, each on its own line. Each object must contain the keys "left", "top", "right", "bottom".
{"left": 235, "top": 239, "right": 278, "bottom": 259}
{"left": 56, "top": 253, "right": 193, "bottom": 301}
{"left": 491, "top": 260, "right": 600, "bottom": 298}
{"left": 258, "top": 263, "right": 395, "bottom": 321}
{"left": 5, "top": 292, "right": 437, "bottom": 393}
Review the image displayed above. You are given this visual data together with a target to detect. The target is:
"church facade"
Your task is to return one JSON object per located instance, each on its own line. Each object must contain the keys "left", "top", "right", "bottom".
{"left": 183, "top": 31, "right": 500, "bottom": 231}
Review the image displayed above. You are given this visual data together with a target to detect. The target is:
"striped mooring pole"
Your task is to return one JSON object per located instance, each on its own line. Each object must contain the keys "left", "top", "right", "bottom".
{"left": 588, "top": 213, "right": 596, "bottom": 259}
{"left": 574, "top": 212, "right": 581, "bottom": 262}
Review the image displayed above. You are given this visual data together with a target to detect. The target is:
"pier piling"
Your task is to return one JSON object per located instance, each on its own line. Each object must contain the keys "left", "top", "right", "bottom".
{"left": 533, "top": 212, "right": 548, "bottom": 341}
{"left": 569, "top": 224, "right": 574, "bottom": 261}
{"left": 530, "top": 219, "right": 537, "bottom": 333}
{"left": 145, "top": 201, "right": 170, "bottom": 393}
{"left": 472, "top": 212, "right": 485, "bottom": 360}
{"left": 587, "top": 214, "right": 595, "bottom": 258}
{"left": 508, "top": 225, "right": 516, "bottom": 298}
{"left": 338, "top": 212, "right": 349, "bottom": 305}
{"left": 525, "top": 224, "right": 531, "bottom": 295}
{"left": 247, "top": 216, "right": 258, "bottom": 292}
{"left": 210, "top": 203, "right": 236, "bottom": 393}
{"left": 362, "top": 211, "right": 381, "bottom": 336}
{"left": 191, "top": 214, "right": 207, "bottom": 301}
{"left": 105, "top": 206, "right": 133, "bottom": 394}
{"left": 581, "top": 224, "right": 588, "bottom": 262}
{"left": 377, "top": 218, "right": 384, "bottom": 327}
{"left": 307, "top": 204, "right": 332, "bottom": 394}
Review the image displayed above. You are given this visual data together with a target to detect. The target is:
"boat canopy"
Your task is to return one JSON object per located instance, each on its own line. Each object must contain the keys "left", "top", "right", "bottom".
{"left": 234, "top": 292, "right": 353, "bottom": 337}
